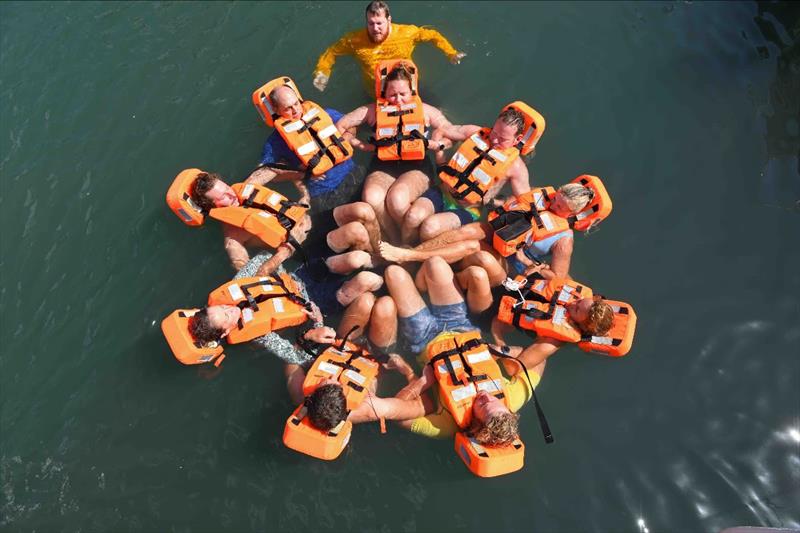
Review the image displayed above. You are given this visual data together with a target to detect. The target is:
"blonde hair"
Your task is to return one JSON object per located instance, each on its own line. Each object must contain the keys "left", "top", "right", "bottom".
{"left": 468, "top": 411, "right": 520, "bottom": 446}
{"left": 557, "top": 183, "right": 594, "bottom": 213}
{"left": 584, "top": 300, "right": 614, "bottom": 336}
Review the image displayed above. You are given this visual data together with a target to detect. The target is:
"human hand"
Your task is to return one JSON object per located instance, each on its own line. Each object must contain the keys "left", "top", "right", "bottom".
{"left": 304, "top": 326, "right": 336, "bottom": 344}
{"left": 420, "top": 364, "right": 436, "bottom": 390}
{"left": 450, "top": 51, "right": 466, "bottom": 65}
{"left": 313, "top": 72, "right": 329, "bottom": 92}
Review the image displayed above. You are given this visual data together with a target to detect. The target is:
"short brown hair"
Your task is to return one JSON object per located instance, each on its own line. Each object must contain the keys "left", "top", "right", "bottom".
{"left": 188, "top": 308, "right": 225, "bottom": 345}
{"left": 468, "top": 411, "right": 519, "bottom": 446}
{"left": 365, "top": 0, "right": 390, "bottom": 18}
{"left": 307, "top": 384, "right": 347, "bottom": 431}
{"left": 190, "top": 172, "right": 222, "bottom": 212}
{"left": 583, "top": 300, "right": 614, "bottom": 336}
{"left": 497, "top": 108, "right": 526, "bottom": 136}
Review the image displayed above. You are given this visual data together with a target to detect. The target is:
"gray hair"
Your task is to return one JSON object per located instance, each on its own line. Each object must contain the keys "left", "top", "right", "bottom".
{"left": 557, "top": 183, "right": 594, "bottom": 212}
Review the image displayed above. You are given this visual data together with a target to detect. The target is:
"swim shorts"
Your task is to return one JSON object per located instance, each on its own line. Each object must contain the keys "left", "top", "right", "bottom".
{"left": 399, "top": 301, "right": 477, "bottom": 355}
{"left": 421, "top": 187, "right": 481, "bottom": 226}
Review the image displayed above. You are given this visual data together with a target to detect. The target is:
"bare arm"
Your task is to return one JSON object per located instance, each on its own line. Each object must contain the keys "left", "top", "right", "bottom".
{"left": 285, "top": 364, "right": 306, "bottom": 405}
{"left": 507, "top": 158, "right": 531, "bottom": 196}
{"left": 549, "top": 236, "right": 574, "bottom": 278}
{"left": 314, "top": 33, "right": 356, "bottom": 78}
{"left": 517, "top": 337, "right": 563, "bottom": 370}
{"left": 413, "top": 26, "right": 460, "bottom": 60}
{"left": 336, "top": 106, "right": 374, "bottom": 152}
{"left": 222, "top": 225, "right": 252, "bottom": 271}
{"left": 436, "top": 123, "right": 481, "bottom": 143}
{"left": 255, "top": 244, "right": 294, "bottom": 276}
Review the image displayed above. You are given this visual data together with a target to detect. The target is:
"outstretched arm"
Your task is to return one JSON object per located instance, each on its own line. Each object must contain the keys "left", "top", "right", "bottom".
{"left": 313, "top": 32, "right": 356, "bottom": 89}
{"left": 414, "top": 26, "right": 463, "bottom": 63}
{"left": 549, "top": 236, "right": 574, "bottom": 278}
{"left": 285, "top": 364, "right": 306, "bottom": 405}
{"left": 336, "top": 106, "right": 374, "bottom": 152}
{"left": 507, "top": 158, "right": 531, "bottom": 196}
{"left": 222, "top": 226, "right": 252, "bottom": 271}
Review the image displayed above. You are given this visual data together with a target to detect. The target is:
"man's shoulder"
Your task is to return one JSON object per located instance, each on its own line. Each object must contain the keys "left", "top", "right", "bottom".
{"left": 341, "top": 27, "right": 368, "bottom": 41}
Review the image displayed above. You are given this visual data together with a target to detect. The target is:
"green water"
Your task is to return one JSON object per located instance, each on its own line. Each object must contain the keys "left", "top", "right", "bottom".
{"left": 1, "top": 1, "right": 799, "bottom": 531}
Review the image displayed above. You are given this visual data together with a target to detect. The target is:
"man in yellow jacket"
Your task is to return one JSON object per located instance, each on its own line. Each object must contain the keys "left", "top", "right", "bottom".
{"left": 313, "top": 0, "right": 465, "bottom": 92}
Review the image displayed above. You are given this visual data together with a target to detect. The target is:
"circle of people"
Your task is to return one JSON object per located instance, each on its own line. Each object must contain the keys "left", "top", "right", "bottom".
{"left": 162, "top": 1, "right": 637, "bottom": 478}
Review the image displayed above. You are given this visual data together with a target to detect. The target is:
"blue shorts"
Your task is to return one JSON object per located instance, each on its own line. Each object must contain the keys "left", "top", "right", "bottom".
{"left": 421, "top": 187, "right": 481, "bottom": 226}
{"left": 293, "top": 258, "right": 347, "bottom": 318}
{"left": 259, "top": 107, "right": 355, "bottom": 198}
{"left": 399, "top": 301, "right": 476, "bottom": 355}
{"left": 506, "top": 229, "right": 572, "bottom": 275}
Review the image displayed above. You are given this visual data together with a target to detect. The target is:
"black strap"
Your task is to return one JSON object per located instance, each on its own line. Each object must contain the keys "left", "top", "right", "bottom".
{"left": 427, "top": 337, "right": 487, "bottom": 387}
{"left": 439, "top": 143, "right": 497, "bottom": 201}
{"left": 487, "top": 346, "right": 554, "bottom": 444}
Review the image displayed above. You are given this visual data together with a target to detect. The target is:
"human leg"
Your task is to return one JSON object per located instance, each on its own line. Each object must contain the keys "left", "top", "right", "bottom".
{"left": 325, "top": 250, "right": 373, "bottom": 274}
{"left": 418, "top": 212, "right": 464, "bottom": 242}
{"left": 385, "top": 170, "right": 431, "bottom": 230}
{"left": 327, "top": 221, "right": 371, "bottom": 252}
{"left": 336, "top": 271, "right": 384, "bottom": 306}
{"left": 368, "top": 295, "right": 397, "bottom": 350}
{"left": 338, "top": 292, "right": 376, "bottom": 339}
{"left": 456, "top": 265, "right": 494, "bottom": 314}
{"left": 400, "top": 197, "right": 435, "bottom": 245}
{"left": 379, "top": 238, "right": 480, "bottom": 264}
{"left": 362, "top": 171, "right": 399, "bottom": 244}
{"left": 459, "top": 249, "right": 508, "bottom": 287}
{"left": 332, "top": 201, "right": 381, "bottom": 252}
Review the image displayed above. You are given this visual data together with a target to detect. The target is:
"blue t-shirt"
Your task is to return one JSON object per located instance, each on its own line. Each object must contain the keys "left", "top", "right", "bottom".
{"left": 259, "top": 107, "right": 355, "bottom": 198}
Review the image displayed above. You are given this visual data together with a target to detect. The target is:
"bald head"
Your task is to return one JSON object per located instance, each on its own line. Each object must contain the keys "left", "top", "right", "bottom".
{"left": 269, "top": 85, "right": 302, "bottom": 120}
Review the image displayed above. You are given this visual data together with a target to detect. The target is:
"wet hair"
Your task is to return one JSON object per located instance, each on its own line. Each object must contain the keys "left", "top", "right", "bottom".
{"left": 468, "top": 411, "right": 520, "bottom": 446}
{"left": 386, "top": 64, "right": 413, "bottom": 89}
{"left": 582, "top": 300, "right": 614, "bottom": 336}
{"left": 190, "top": 172, "right": 222, "bottom": 212}
{"left": 306, "top": 384, "right": 347, "bottom": 431}
{"left": 497, "top": 108, "right": 526, "bottom": 137}
{"left": 557, "top": 183, "right": 594, "bottom": 213}
{"left": 365, "top": 0, "right": 390, "bottom": 18}
{"left": 188, "top": 308, "right": 225, "bottom": 346}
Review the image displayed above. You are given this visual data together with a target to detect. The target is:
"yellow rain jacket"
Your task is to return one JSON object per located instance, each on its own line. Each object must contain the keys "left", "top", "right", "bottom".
{"left": 314, "top": 23, "right": 459, "bottom": 90}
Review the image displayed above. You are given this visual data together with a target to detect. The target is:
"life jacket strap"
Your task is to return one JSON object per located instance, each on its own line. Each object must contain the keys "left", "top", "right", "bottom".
{"left": 439, "top": 144, "right": 498, "bottom": 201}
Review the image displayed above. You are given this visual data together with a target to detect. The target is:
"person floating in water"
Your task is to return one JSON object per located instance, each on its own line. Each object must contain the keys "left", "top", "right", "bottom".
{"left": 312, "top": 0, "right": 465, "bottom": 93}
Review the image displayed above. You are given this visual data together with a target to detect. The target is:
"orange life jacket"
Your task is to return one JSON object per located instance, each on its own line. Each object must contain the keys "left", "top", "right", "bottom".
{"left": 207, "top": 275, "right": 309, "bottom": 344}
{"left": 497, "top": 276, "right": 592, "bottom": 343}
{"left": 283, "top": 340, "right": 380, "bottom": 460}
{"left": 487, "top": 186, "right": 565, "bottom": 257}
{"left": 438, "top": 101, "right": 545, "bottom": 205}
{"left": 161, "top": 308, "right": 225, "bottom": 366}
{"left": 166, "top": 168, "right": 211, "bottom": 226}
{"left": 497, "top": 276, "right": 637, "bottom": 356}
{"left": 161, "top": 274, "right": 309, "bottom": 365}
{"left": 208, "top": 183, "right": 308, "bottom": 249}
{"left": 577, "top": 300, "right": 637, "bottom": 357}
{"left": 487, "top": 175, "right": 611, "bottom": 257}
{"left": 371, "top": 60, "right": 427, "bottom": 161}
{"left": 165, "top": 169, "right": 308, "bottom": 249}
{"left": 252, "top": 76, "right": 352, "bottom": 176}
{"left": 424, "top": 331, "right": 525, "bottom": 477}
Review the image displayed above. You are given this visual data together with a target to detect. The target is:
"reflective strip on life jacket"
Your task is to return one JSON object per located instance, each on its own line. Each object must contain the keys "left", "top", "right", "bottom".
{"left": 207, "top": 183, "right": 308, "bottom": 249}
{"left": 577, "top": 300, "right": 637, "bottom": 357}
{"left": 439, "top": 128, "right": 520, "bottom": 205}
{"left": 207, "top": 275, "right": 309, "bottom": 344}
{"left": 274, "top": 101, "right": 353, "bottom": 176}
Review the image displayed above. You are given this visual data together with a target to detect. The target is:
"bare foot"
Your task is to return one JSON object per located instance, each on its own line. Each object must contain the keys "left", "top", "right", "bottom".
{"left": 378, "top": 241, "right": 414, "bottom": 263}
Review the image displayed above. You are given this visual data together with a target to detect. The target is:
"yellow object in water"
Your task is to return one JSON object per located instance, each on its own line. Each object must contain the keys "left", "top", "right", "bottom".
{"left": 314, "top": 23, "right": 459, "bottom": 90}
